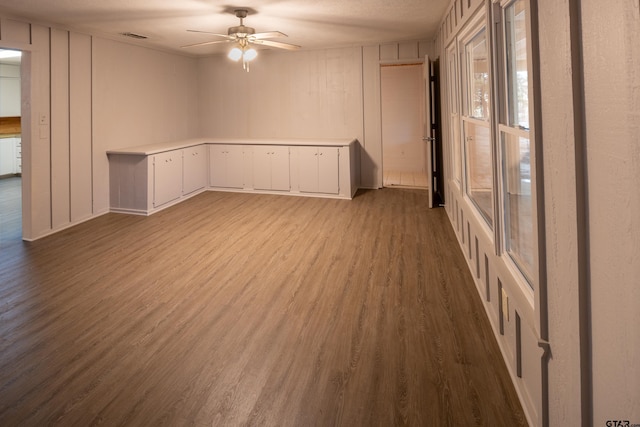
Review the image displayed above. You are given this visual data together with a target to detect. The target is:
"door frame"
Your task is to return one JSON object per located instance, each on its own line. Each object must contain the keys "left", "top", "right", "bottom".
{"left": 428, "top": 57, "right": 445, "bottom": 208}
{"left": 379, "top": 59, "right": 428, "bottom": 190}
{"left": 0, "top": 42, "right": 30, "bottom": 240}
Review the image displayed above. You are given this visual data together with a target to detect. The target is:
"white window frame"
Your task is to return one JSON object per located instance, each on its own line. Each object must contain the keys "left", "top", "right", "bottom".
{"left": 459, "top": 10, "right": 496, "bottom": 233}
{"left": 495, "top": 0, "right": 539, "bottom": 294}
{"left": 445, "top": 41, "right": 462, "bottom": 188}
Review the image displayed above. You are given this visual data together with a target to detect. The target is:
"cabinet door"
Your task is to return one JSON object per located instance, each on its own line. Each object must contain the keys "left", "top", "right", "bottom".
{"left": 298, "top": 147, "right": 319, "bottom": 193}
{"left": 226, "top": 145, "right": 245, "bottom": 189}
{"left": 0, "top": 137, "right": 16, "bottom": 175}
{"left": 153, "top": 150, "right": 183, "bottom": 207}
{"left": 252, "top": 145, "right": 272, "bottom": 190}
{"left": 318, "top": 148, "right": 339, "bottom": 194}
{"left": 270, "top": 146, "right": 290, "bottom": 191}
{"left": 183, "top": 145, "right": 207, "bottom": 195}
{"left": 0, "top": 77, "right": 21, "bottom": 117}
{"left": 209, "top": 145, "right": 227, "bottom": 187}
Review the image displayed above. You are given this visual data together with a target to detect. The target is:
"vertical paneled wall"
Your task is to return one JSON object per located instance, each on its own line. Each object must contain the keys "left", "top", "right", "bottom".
{"left": 91, "top": 38, "right": 199, "bottom": 214}
{"left": 0, "top": 18, "right": 52, "bottom": 239}
{"left": 581, "top": 0, "right": 640, "bottom": 424}
{"left": 69, "top": 33, "right": 93, "bottom": 224}
{"left": 197, "top": 40, "right": 435, "bottom": 191}
{"left": 50, "top": 28, "right": 72, "bottom": 229}
{"left": 362, "top": 41, "right": 433, "bottom": 188}
{"left": 434, "top": 0, "right": 542, "bottom": 425}
{"left": 198, "top": 47, "right": 364, "bottom": 140}
{"left": 0, "top": 15, "right": 200, "bottom": 240}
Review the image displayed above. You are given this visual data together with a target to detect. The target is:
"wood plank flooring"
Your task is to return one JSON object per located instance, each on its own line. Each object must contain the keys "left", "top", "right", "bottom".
{"left": 0, "top": 189, "right": 526, "bottom": 426}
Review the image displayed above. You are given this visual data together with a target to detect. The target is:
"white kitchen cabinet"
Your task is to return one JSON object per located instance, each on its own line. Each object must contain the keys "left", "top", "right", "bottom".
{"left": 209, "top": 144, "right": 245, "bottom": 189}
{"left": 252, "top": 145, "right": 290, "bottom": 191}
{"left": 0, "top": 137, "right": 18, "bottom": 175}
{"left": 183, "top": 144, "right": 207, "bottom": 195}
{"left": 153, "top": 150, "right": 183, "bottom": 208}
{"left": 15, "top": 137, "right": 21, "bottom": 174}
{"left": 298, "top": 146, "right": 339, "bottom": 194}
{"left": 0, "top": 66, "right": 21, "bottom": 117}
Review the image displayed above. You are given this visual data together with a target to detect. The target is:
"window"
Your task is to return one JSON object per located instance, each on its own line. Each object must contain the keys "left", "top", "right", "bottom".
{"left": 464, "top": 119, "right": 493, "bottom": 224}
{"left": 466, "top": 29, "right": 490, "bottom": 120}
{"left": 499, "top": 0, "right": 536, "bottom": 286}
{"left": 446, "top": 43, "right": 462, "bottom": 185}
{"left": 461, "top": 23, "right": 494, "bottom": 227}
{"left": 505, "top": 0, "right": 529, "bottom": 129}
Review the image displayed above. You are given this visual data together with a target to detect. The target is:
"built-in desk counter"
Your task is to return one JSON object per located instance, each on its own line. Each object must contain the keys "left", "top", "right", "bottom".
{"left": 107, "top": 138, "right": 359, "bottom": 215}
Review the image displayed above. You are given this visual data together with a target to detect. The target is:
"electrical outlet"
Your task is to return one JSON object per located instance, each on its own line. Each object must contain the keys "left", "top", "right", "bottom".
{"left": 501, "top": 287, "right": 510, "bottom": 322}
{"left": 39, "top": 114, "right": 48, "bottom": 125}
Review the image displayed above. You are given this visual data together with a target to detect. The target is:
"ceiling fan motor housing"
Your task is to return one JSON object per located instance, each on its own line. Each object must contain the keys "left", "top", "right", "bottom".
{"left": 228, "top": 25, "right": 255, "bottom": 37}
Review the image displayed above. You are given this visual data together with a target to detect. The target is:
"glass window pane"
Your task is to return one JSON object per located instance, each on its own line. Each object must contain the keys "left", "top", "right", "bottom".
{"left": 466, "top": 29, "right": 490, "bottom": 119}
{"left": 447, "top": 50, "right": 462, "bottom": 183}
{"left": 502, "top": 131, "right": 533, "bottom": 285}
{"left": 505, "top": 0, "right": 529, "bottom": 129}
{"left": 464, "top": 120, "right": 493, "bottom": 226}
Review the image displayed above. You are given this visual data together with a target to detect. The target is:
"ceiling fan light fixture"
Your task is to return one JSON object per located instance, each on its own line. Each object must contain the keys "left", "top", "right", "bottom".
{"left": 243, "top": 48, "right": 258, "bottom": 61}
{"left": 228, "top": 47, "right": 243, "bottom": 61}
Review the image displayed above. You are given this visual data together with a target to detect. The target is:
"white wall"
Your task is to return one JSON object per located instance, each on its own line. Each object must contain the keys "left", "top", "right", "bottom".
{"left": 581, "top": 0, "right": 640, "bottom": 424}
{"left": 434, "top": 0, "right": 543, "bottom": 424}
{"left": 436, "top": 0, "right": 640, "bottom": 425}
{"left": 0, "top": 16, "right": 200, "bottom": 240}
{"left": 198, "top": 47, "right": 364, "bottom": 140}
{"left": 92, "top": 38, "right": 199, "bottom": 214}
{"left": 536, "top": 0, "right": 585, "bottom": 423}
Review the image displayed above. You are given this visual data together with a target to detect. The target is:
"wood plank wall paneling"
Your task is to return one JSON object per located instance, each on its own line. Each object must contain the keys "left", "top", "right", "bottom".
{"left": 69, "top": 32, "right": 93, "bottom": 222}
{"left": 0, "top": 189, "right": 526, "bottom": 426}
{"left": 0, "top": 18, "right": 31, "bottom": 44}
{"left": 435, "top": 0, "right": 542, "bottom": 424}
{"left": 361, "top": 45, "right": 382, "bottom": 189}
{"left": 440, "top": 0, "right": 486, "bottom": 47}
{"left": 50, "top": 27, "right": 71, "bottom": 229}
{"left": 28, "top": 23, "right": 53, "bottom": 239}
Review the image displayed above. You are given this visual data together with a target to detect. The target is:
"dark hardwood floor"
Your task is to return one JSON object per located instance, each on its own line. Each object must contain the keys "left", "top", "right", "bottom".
{"left": 0, "top": 189, "right": 526, "bottom": 426}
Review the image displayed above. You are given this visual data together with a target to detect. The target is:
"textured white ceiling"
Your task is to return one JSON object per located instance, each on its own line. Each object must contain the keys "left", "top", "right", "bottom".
{"left": 0, "top": 0, "right": 450, "bottom": 55}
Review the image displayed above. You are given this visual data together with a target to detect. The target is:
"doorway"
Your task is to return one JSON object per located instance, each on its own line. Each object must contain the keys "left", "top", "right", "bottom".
{"left": 0, "top": 49, "right": 22, "bottom": 244}
{"left": 381, "top": 63, "right": 428, "bottom": 188}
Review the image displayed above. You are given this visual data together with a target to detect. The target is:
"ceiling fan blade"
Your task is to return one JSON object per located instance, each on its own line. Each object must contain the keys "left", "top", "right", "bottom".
{"left": 252, "top": 39, "right": 301, "bottom": 50}
{"left": 251, "top": 31, "right": 287, "bottom": 40}
{"left": 181, "top": 39, "right": 232, "bottom": 49}
{"left": 187, "top": 30, "right": 235, "bottom": 40}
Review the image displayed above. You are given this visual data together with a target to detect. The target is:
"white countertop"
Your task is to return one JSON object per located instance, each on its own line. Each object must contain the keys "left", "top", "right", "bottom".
{"left": 107, "top": 137, "right": 358, "bottom": 156}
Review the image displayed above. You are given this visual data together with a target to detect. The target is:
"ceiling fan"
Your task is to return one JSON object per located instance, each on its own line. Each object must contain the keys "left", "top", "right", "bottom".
{"left": 182, "top": 9, "right": 300, "bottom": 71}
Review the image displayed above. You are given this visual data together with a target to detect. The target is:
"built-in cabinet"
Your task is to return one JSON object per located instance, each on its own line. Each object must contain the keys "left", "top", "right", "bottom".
{"left": 297, "top": 146, "right": 339, "bottom": 194}
{"left": 183, "top": 145, "right": 208, "bottom": 194}
{"left": 108, "top": 142, "right": 209, "bottom": 215}
{"left": 108, "top": 138, "right": 358, "bottom": 215}
{"left": 209, "top": 144, "right": 245, "bottom": 189}
{"left": 152, "top": 150, "right": 183, "bottom": 208}
{"left": 0, "top": 136, "right": 21, "bottom": 176}
{"left": 252, "top": 145, "right": 290, "bottom": 191}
